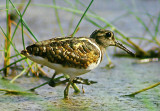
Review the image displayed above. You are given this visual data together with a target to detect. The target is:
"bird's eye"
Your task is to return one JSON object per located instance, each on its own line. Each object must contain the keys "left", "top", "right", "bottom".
{"left": 106, "top": 32, "right": 111, "bottom": 38}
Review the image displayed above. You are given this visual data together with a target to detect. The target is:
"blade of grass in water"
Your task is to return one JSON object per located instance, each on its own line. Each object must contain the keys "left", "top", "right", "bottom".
{"left": 11, "top": 21, "right": 35, "bottom": 42}
{"left": 9, "top": 0, "right": 38, "bottom": 42}
{"left": 64, "top": 0, "right": 79, "bottom": 35}
{"left": 53, "top": 0, "right": 64, "bottom": 36}
{"left": 20, "top": 13, "right": 25, "bottom": 49}
{"left": 155, "top": 12, "right": 160, "bottom": 37}
{"left": 6, "top": 0, "right": 9, "bottom": 38}
{"left": 129, "top": 36, "right": 155, "bottom": 43}
{"left": 129, "top": 12, "right": 153, "bottom": 37}
{"left": 0, "top": 26, "right": 7, "bottom": 37}
{"left": 4, "top": 0, "right": 11, "bottom": 76}
{"left": 0, "top": 88, "right": 33, "bottom": 95}
{"left": 72, "top": 0, "right": 94, "bottom": 37}
{"left": 64, "top": 0, "right": 103, "bottom": 29}
{"left": 0, "top": 79, "right": 33, "bottom": 94}
{"left": 11, "top": 0, "right": 31, "bottom": 41}
{"left": 10, "top": 64, "right": 31, "bottom": 83}
{"left": 125, "top": 82, "right": 160, "bottom": 97}
{"left": 9, "top": 54, "right": 20, "bottom": 59}
{"left": 154, "top": 12, "right": 160, "bottom": 46}
{"left": 0, "top": 27, "right": 19, "bottom": 54}
{"left": 85, "top": 17, "right": 103, "bottom": 29}
{"left": 0, "top": 57, "right": 26, "bottom": 72}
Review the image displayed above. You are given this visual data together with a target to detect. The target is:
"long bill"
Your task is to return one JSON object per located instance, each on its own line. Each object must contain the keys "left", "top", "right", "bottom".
{"left": 114, "top": 41, "right": 135, "bottom": 57}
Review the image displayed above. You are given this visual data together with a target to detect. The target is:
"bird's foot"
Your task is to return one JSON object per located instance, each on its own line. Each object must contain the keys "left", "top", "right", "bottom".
{"left": 48, "top": 80, "right": 56, "bottom": 87}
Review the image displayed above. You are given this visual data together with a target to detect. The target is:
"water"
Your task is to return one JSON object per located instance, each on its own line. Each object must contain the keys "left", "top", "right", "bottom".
{"left": 0, "top": 0, "right": 160, "bottom": 110}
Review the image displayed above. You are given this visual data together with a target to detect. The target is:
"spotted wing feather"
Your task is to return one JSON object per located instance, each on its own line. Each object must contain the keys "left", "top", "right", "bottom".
{"left": 26, "top": 37, "right": 101, "bottom": 69}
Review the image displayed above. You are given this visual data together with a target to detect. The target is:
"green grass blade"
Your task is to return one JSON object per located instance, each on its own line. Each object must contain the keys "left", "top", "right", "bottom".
{"left": 10, "top": 65, "right": 29, "bottom": 83}
{"left": 129, "top": 36, "right": 155, "bottom": 43}
{"left": 129, "top": 11, "right": 153, "bottom": 38}
{"left": 11, "top": 20, "right": 20, "bottom": 41}
{"left": 64, "top": 0, "right": 103, "bottom": 29}
{"left": 64, "top": 0, "right": 79, "bottom": 35}
{"left": 85, "top": 17, "right": 103, "bottom": 29}
{"left": 22, "top": 21, "right": 38, "bottom": 42}
{"left": 0, "top": 26, "right": 7, "bottom": 37}
{"left": 22, "top": 0, "right": 31, "bottom": 16}
{"left": 9, "top": 0, "right": 38, "bottom": 42}
{"left": 11, "top": 0, "right": 31, "bottom": 41}
{"left": 72, "top": 0, "right": 94, "bottom": 37}
{"left": 20, "top": 14, "right": 25, "bottom": 49}
{"left": 145, "top": 13, "right": 156, "bottom": 28}
{"left": 3, "top": 30, "right": 20, "bottom": 54}
{"left": 155, "top": 12, "right": 160, "bottom": 37}
{"left": 6, "top": 0, "right": 9, "bottom": 37}
{"left": 9, "top": 54, "right": 20, "bottom": 59}
{"left": 53, "top": 0, "right": 64, "bottom": 36}
{"left": 0, "top": 57, "right": 26, "bottom": 72}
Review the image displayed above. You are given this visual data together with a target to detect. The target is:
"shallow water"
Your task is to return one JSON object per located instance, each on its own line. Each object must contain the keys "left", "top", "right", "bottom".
{"left": 0, "top": 57, "right": 159, "bottom": 111}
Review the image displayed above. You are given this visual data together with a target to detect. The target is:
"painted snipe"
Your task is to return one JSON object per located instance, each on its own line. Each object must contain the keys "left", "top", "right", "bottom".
{"left": 21, "top": 29, "right": 135, "bottom": 99}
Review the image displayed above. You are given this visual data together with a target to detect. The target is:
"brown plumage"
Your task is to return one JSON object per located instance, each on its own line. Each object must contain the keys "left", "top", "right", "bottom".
{"left": 22, "top": 37, "right": 102, "bottom": 69}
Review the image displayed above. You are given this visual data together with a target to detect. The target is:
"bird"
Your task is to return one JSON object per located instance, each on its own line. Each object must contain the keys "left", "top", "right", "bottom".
{"left": 21, "top": 29, "right": 135, "bottom": 99}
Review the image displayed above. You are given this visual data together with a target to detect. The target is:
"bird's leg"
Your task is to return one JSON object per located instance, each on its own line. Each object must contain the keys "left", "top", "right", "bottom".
{"left": 29, "top": 72, "right": 57, "bottom": 91}
{"left": 48, "top": 72, "right": 57, "bottom": 87}
{"left": 71, "top": 82, "right": 80, "bottom": 93}
{"left": 64, "top": 80, "right": 72, "bottom": 99}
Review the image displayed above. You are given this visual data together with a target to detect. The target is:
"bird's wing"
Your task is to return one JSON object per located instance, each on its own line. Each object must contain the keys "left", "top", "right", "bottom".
{"left": 25, "top": 37, "right": 101, "bottom": 69}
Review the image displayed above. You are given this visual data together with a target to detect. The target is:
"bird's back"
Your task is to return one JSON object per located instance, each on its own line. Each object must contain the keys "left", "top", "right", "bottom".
{"left": 21, "top": 37, "right": 102, "bottom": 73}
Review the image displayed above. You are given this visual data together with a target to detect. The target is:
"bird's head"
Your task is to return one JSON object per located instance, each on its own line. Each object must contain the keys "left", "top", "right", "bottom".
{"left": 90, "top": 29, "right": 135, "bottom": 56}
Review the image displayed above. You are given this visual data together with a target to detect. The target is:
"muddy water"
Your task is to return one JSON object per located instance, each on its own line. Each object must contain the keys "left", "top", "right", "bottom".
{"left": 0, "top": 0, "right": 160, "bottom": 111}
{"left": 0, "top": 57, "right": 160, "bottom": 111}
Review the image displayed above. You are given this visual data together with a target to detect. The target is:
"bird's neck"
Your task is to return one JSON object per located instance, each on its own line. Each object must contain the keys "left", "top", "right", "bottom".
{"left": 98, "top": 45, "right": 106, "bottom": 62}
